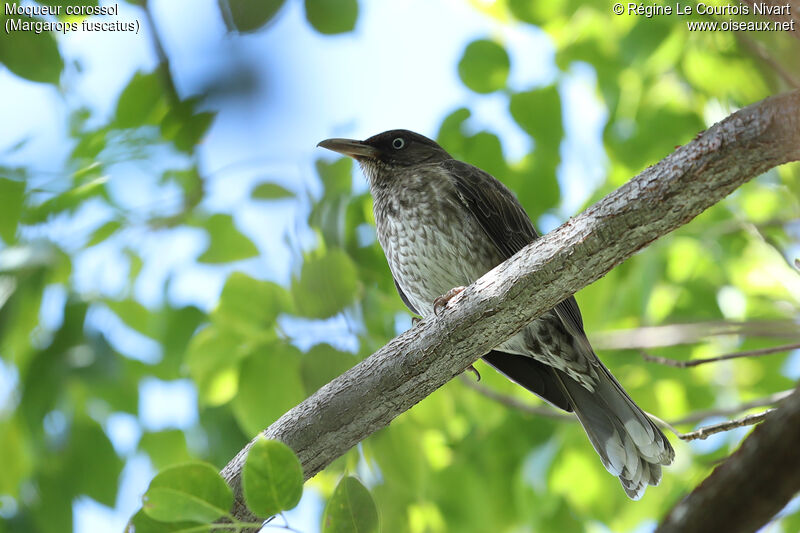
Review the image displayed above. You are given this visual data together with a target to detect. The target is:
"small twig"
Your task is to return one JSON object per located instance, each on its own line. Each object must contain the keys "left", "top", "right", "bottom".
{"left": 639, "top": 341, "right": 800, "bottom": 368}
{"left": 457, "top": 375, "right": 574, "bottom": 420}
{"left": 675, "top": 410, "right": 775, "bottom": 441}
{"left": 648, "top": 409, "right": 773, "bottom": 441}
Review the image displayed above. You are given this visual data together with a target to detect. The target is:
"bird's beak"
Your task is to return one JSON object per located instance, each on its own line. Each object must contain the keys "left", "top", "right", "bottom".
{"left": 317, "top": 138, "right": 379, "bottom": 160}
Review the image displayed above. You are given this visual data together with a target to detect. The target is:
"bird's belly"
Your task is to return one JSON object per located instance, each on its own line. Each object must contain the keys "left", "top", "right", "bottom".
{"left": 379, "top": 211, "right": 500, "bottom": 316}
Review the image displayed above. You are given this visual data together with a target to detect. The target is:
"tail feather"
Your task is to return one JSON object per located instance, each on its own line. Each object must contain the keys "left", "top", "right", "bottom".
{"left": 554, "top": 366, "right": 674, "bottom": 500}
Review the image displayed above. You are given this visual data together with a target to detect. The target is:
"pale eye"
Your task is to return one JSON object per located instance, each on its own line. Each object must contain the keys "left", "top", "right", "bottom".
{"left": 392, "top": 137, "right": 405, "bottom": 149}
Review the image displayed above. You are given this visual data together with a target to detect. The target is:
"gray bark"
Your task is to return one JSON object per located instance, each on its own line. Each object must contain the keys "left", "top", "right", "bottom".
{"left": 221, "top": 90, "right": 800, "bottom": 525}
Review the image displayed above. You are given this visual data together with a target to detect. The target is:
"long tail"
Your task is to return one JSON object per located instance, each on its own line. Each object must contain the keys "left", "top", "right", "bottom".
{"left": 555, "top": 366, "right": 675, "bottom": 499}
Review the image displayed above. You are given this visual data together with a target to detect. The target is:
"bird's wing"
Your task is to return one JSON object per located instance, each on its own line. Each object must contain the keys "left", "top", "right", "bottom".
{"left": 482, "top": 350, "right": 573, "bottom": 411}
{"left": 442, "top": 159, "right": 587, "bottom": 339}
{"left": 394, "top": 276, "right": 420, "bottom": 315}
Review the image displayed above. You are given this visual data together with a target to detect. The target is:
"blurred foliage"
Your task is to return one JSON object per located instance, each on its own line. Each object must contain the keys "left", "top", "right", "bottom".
{"left": 128, "top": 438, "right": 316, "bottom": 531}
{"left": 0, "top": 0, "right": 799, "bottom": 532}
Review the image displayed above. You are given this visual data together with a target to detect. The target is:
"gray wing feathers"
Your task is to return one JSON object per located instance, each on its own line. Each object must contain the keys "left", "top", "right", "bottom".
{"left": 555, "top": 367, "right": 674, "bottom": 499}
{"left": 443, "top": 159, "right": 588, "bottom": 341}
{"left": 441, "top": 158, "right": 674, "bottom": 499}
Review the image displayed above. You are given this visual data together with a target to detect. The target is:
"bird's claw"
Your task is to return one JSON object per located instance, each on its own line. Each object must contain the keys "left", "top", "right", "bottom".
{"left": 411, "top": 316, "right": 421, "bottom": 326}
{"left": 466, "top": 364, "right": 481, "bottom": 382}
{"left": 433, "top": 286, "right": 466, "bottom": 316}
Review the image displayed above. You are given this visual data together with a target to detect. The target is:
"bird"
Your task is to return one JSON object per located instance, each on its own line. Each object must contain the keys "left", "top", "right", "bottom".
{"left": 317, "top": 129, "right": 674, "bottom": 499}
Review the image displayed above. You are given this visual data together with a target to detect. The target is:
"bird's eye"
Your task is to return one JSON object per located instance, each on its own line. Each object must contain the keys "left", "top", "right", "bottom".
{"left": 392, "top": 137, "right": 405, "bottom": 149}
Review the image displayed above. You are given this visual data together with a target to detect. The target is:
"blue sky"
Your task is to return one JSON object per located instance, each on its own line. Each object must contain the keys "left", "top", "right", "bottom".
{"left": 0, "top": 0, "right": 612, "bottom": 531}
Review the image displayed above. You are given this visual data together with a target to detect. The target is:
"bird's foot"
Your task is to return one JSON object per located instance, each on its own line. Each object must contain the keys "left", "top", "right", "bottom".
{"left": 411, "top": 316, "right": 421, "bottom": 326}
{"left": 465, "top": 364, "right": 481, "bottom": 382}
{"left": 433, "top": 286, "right": 466, "bottom": 316}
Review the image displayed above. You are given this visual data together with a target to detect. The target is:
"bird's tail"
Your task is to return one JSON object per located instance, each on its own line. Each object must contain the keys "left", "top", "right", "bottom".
{"left": 555, "top": 366, "right": 675, "bottom": 499}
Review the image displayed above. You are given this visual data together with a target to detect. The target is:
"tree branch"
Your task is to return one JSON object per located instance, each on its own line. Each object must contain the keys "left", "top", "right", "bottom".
{"left": 673, "top": 409, "right": 774, "bottom": 441}
{"left": 220, "top": 91, "right": 800, "bottom": 524}
{"left": 639, "top": 341, "right": 800, "bottom": 368}
{"left": 590, "top": 319, "right": 800, "bottom": 350}
{"left": 656, "top": 383, "right": 800, "bottom": 533}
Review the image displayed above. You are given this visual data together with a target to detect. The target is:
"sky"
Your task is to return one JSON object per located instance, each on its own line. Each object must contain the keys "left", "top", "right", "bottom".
{"left": 0, "top": 0, "right": 611, "bottom": 531}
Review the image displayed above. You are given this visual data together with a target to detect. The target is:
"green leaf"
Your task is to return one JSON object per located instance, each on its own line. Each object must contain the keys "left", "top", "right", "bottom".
{"left": 322, "top": 476, "right": 379, "bottom": 533}
{"left": 220, "top": 0, "right": 286, "bottom": 33}
{"left": 243, "top": 437, "right": 303, "bottom": 518}
{"left": 185, "top": 327, "right": 244, "bottom": 405}
{"left": 197, "top": 214, "right": 259, "bottom": 264}
{"left": 125, "top": 247, "right": 144, "bottom": 287}
{"left": 0, "top": 14, "right": 63, "bottom": 84}
{"left": 231, "top": 345, "right": 306, "bottom": 435}
{"left": 512, "top": 153, "right": 560, "bottom": 219}
{"left": 139, "top": 430, "right": 192, "bottom": 471}
{"left": 507, "top": 0, "right": 563, "bottom": 25}
{"left": 252, "top": 182, "right": 294, "bottom": 200}
{"left": 160, "top": 98, "right": 216, "bottom": 153}
{"left": 608, "top": 106, "right": 704, "bottom": 170}
{"left": 21, "top": 176, "right": 108, "bottom": 224}
{"left": 115, "top": 71, "right": 166, "bottom": 129}
{"left": 0, "top": 178, "right": 24, "bottom": 244}
{"left": 126, "top": 510, "right": 204, "bottom": 533}
{"left": 214, "top": 272, "right": 291, "bottom": 335}
{"left": 436, "top": 107, "right": 472, "bottom": 155}
{"left": 462, "top": 131, "right": 508, "bottom": 181}
{"left": 301, "top": 344, "right": 356, "bottom": 394}
{"left": 159, "top": 305, "right": 207, "bottom": 371}
{"left": 509, "top": 85, "right": 563, "bottom": 150}
{"left": 304, "top": 0, "right": 358, "bottom": 34}
{"left": 316, "top": 158, "right": 353, "bottom": 198}
{"left": 87, "top": 220, "right": 122, "bottom": 247}
{"left": 0, "top": 418, "right": 32, "bottom": 496}
{"left": 63, "top": 418, "right": 124, "bottom": 507}
{"left": 457, "top": 39, "right": 510, "bottom": 94}
{"left": 71, "top": 127, "right": 109, "bottom": 162}
{"left": 292, "top": 249, "right": 358, "bottom": 318}
{"left": 105, "top": 298, "right": 153, "bottom": 337}
{"left": 142, "top": 462, "right": 233, "bottom": 523}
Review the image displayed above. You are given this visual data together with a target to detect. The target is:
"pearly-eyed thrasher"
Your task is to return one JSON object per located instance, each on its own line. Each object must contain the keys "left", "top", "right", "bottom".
{"left": 318, "top": 129, "right": 674, "bottom": 499}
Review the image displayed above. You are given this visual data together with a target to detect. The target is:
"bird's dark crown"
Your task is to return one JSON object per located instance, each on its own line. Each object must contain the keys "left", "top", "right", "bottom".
{"left": 318, "top": 129, "right": 452, "bottom": 170}
{"left": 361, "top": 130, "right": 451, "bottom": 167}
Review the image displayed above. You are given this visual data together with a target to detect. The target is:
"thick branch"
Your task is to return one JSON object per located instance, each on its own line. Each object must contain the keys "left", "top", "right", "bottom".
{"left": 656, "top": 383, "right": 800, "bottom": 533}
{"left": 221, "top": 91, "right": 800, "bottom": 523}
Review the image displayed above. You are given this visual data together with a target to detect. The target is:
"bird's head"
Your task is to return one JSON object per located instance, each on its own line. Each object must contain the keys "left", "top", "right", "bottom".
{"left": 317, "top": 129, "right": 451, "bottom": 182}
